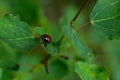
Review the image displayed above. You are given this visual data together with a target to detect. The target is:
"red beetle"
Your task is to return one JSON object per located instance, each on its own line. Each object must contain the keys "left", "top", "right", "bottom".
{"left": 41, "top": 34, "right": 51, "bottom": 47}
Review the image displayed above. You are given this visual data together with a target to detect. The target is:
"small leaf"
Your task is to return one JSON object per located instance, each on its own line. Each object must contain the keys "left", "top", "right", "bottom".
{"left": 0, "top": 14, "right": 35, "bottom": 51}
{"left": 34, "top": 26, "right": 63, "bottom": 43}
{"left": 90, "top": 0, "right": 120, "bottom": 39}
{"left": 34, "top": 27, "right": 46, "bottom": 35}
{"left": 49, "top": 27, "right": 63, "bottom": 43}
{"left": 60, "top": 18, "right": 93, "bottom": 63}
{"left": 34, "top": 26, "right": 63, "bottom": 54}
{"left": 46, "top": 36, "right": 63, "bottom": 54}
{"left": 75, "top": 61, "right": 109, "bottom": 80}
{"left": 47, "top": 44, "right": 60, "bottom": 54}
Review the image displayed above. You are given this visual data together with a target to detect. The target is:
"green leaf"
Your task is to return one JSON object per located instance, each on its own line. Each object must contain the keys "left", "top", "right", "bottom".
{"left": 0, "top": 14, "right": 35, "bottom": 51}
{"left": 34, "top": 26, "right": 63, "bottom": 54}
{"left": 90, "top": 0, "right": 120, "bottom": 39}
{"left": 46, "top": 36, "right": 63, "bottom": 54}
{"left": 0, "top": 41, "right": 20, "bottom": 71}
{"left": 46, "top": 43, "right": 61, "bottom": 54}
{"left": 75, "top": 62, "right": 109, "bottom": 80}
{"left": 60, "top": 18, "right": 93, "bottom": 63}
{"left": 34, "top": 27, "right": 46, "bottom": 35}
{"left": 49, "top": 27, "right": 63, "bottom": 43}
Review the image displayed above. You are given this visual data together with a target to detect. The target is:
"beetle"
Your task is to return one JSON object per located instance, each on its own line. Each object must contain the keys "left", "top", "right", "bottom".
{"left": 41, "top": 34, "right": 51, "bottom": 47}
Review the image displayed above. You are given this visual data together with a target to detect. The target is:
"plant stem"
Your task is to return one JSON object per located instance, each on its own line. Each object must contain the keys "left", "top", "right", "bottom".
{"left": 76, "top": 21, "right": 91, "bottom": 30}
{"left": 70, "top": 0, "right": 90, "bottom": 27}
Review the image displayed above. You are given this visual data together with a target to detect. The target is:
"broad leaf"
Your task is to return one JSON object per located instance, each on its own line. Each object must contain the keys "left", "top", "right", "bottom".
{"left": 90, "top": 0, "right": 120, "bottom": 39}
{"left": 0, "top": 41, "right": 19, "bottom": 71}
{"left": 0, "top": 14, "right": 35, "bottom": 51}
{"left": 34, "top": 27, "right": 46, "bottom": 35}
{"left": 34, "top": 27, "right": 63, "bottom": 54}
{"left": 46, "top": 43, "right": 61, "bottom": 54}
{"left": 75, "top": 61, "right": 109, "bottom": 80}
{"left": 60, "top": 18, "right": 93, "bottom": 63}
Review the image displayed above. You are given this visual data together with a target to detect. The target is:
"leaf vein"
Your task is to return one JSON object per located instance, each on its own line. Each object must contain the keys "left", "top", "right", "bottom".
{"left": 6, "top": 36, "right": 34, "bottom": 41}
{"left": 94, "top": 24, "right": 120, "bottom": 32}
{"left": 93, "top": 13, "right": 120, "bottom": 23}
{"left": 92, "top": 0, "right": 120, "bottom": 20}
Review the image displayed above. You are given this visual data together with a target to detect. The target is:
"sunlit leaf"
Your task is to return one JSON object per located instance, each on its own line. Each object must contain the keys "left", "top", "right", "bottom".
{"left": 75, "top": 61, "right": 109, "bottom": 80}
{"left": 34, "top": 27, "right": 46, "bottom": 35}
{"left": 0, "top": 14, "right": 35, "bottom": 51}
{"left": 90, "top": 0, "right": 120, "bottom": 39}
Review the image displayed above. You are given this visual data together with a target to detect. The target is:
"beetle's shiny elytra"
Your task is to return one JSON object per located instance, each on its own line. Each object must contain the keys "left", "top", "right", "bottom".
{"left": 41, "top": 34, "right": 51, "bottom": 47}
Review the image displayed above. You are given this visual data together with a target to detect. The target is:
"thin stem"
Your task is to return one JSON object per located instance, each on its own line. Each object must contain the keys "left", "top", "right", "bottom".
{"left": 70, "top": 0, "right": 90, "bottom": 27}
{"left": 76, "top": 21, "right": 91, "bottom": 30}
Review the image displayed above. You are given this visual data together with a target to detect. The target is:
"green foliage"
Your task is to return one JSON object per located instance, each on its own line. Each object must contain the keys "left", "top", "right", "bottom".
{"left": 60, "top": 18, "right": 94, "bottom": 63}
{"left": 90, "top": 0, "right": 120, "bottom": 39}
{"left": 0, "top": 0, "right": 120, "bottom": 80}
{"left": 75, "top": 61, "right": 109, "bottom": 80}
{"left": 0, "top": 14, "right": 35, "bottom": 51}
{"left": 34, "top": 27, "right": 46, "bottom": 35}
{"left": 46, "top": 43, "right": 61, "bottom": 54}
{"left": 35, "top": 27, "right": 63, "bottom": 54}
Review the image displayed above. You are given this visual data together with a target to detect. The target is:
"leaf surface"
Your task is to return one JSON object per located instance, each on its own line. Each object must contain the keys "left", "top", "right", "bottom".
{"left": 60, "top": 18, "right": 93, "bottom": 62}
{"left": 0, "top": 14, "right": 35, "bottom": 50}
{"left": 90, "top": 0, "right": 120, "bottom": 39}
{"left": 75, "top": 61, "right": 109, "bottom": 80}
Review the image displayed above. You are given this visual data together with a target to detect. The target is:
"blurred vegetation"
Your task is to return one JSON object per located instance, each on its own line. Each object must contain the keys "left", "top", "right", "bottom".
{"left": 0, "top": 0, "right": 120, "bottom": 80}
